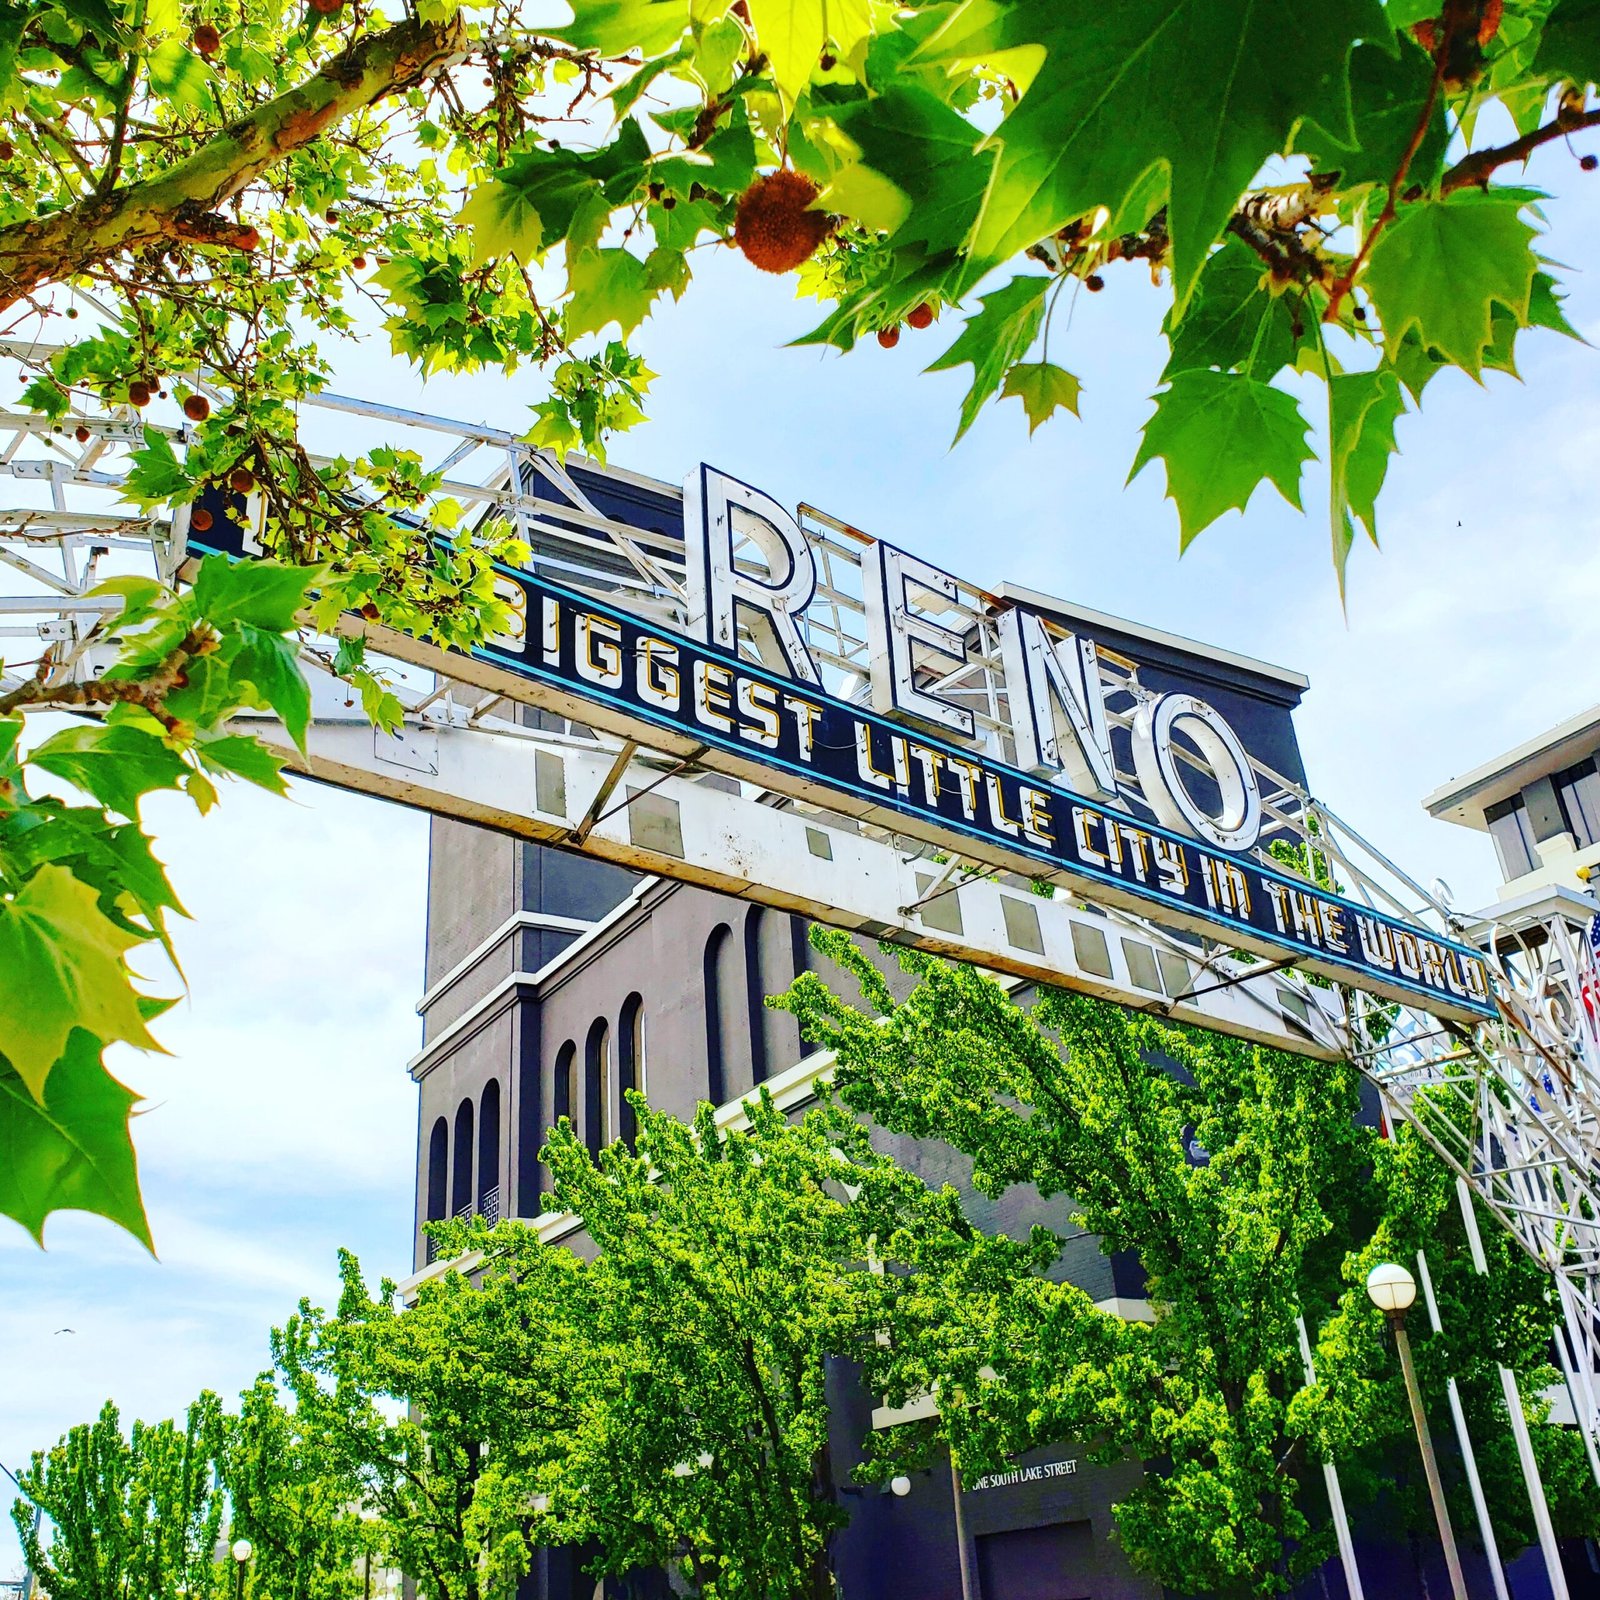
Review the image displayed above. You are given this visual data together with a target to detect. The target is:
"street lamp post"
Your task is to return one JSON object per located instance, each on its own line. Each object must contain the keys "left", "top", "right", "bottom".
{"left": 230, "top": 1537, "right": 253, "bottom": 1600}
{"left": 1366, "top": 1262, "right": 1469, "bottom": 1600}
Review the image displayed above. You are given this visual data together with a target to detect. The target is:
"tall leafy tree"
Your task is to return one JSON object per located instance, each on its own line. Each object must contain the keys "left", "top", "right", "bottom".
{"left": 11, "top": 1394, "right": 227, "bottom": 1600}
{"left": 221, "top": 1375, "right": 373, "bottom": 1600}
{"left": 271, "top": 1241, "right": 588, "bottom": 1600}
{"left": 8, "top": 0, "right": 1600, "bottom": 1243}
{"left": 777, "top": 932, "right": 1598, "bottom": 1597}
{"left": 282, "top": 1093, "right": 1033, "bottom": 1600}
{"left": 522, "top": 1093, "right": 1034, "bottom": 1600}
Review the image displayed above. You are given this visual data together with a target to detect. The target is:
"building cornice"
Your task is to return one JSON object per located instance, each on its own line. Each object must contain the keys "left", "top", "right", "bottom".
{"left": 417, "top": 910, "right": 600, "bottom": 1016}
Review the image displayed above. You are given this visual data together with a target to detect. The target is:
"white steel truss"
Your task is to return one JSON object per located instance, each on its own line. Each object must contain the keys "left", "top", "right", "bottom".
{"left": 4, "top": 353, "right": 1599, "bottom": 1471}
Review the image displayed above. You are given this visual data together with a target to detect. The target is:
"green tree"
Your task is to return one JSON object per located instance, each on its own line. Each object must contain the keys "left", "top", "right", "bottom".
{"left": 776, "top": 933, "right": 1593, "bottom": 1596}
{"left": 270, "top": 1241, "right": 586, "bottom": 1600}
{"left": 280, "top": 1091, "right": 1033, "bottom": 1600}
{"left": 221, "top": 1375, "right": 373, "bottom": 1600}
{"left": 11, "top": 1394, "right": 227, "bottom": 1600}
{"left": 521, "top": 1093, "right": 1034, "bottom": 1600}
{"left": 8, "top": 0, "right": 1600, "bottom": 1245}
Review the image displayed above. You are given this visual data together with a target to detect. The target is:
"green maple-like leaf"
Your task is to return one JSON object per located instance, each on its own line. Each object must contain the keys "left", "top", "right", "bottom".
{"left": 925, "top": 274, "right": 1050, "bottom": 441}
{"left": 19, "top": 374, "right": 70, "bottom": 419}
{"left": 1363, "top": 192, "right": 1540, "bottom": 375}
{"left": 0, "top": 1034, "right": 151, "bottom": 1247}
{"left": 1001, "top": 362, "right": 1081, "bottom": 434}
{"left": 565, "top": 248, "right": 665, "bottom": 339}
{"left": 232, "top": 626, "right": 312, "bottom": 751}
{"left": 1533, "top": 0, "right": 1600, "bottom": 87}
{"left": 915, "top": 0, "right": 1385, "bottom": 304}
{"left": 548, "top": 0, "right": 691, "bottom": 55}
{"left": 121, "top": 432, "right": 194, "bottom": 510}
{"left": 1130, "top": 370, "right": 1313, "bottom": 548}
{"left": 30, "top": 722, "right": 190, "bottom": 821}
{"left": 1162, "top": 236, "right": 1315, "bottom": 380}
{"left": 1298, "top": 37, "right": 1450, "bottom": 190}
{"left": 192, "top": 555, "right": 318, "bottom": 633}
{"left": 746, "top": 0, "right": 874, "bottom": 107}
{"left": 194, "top": 733, "right": 291, "bottom": 795}
{"left": 1328, "top": 366, "right": 1405, "bottom": 590}
{"left": 0, "top": 865, "right": 163, "bottom": 1101}
{"left": 827, "top": 84, "right": 994, "bottom": 258}
{"left": 458, "top": 177, "right": 546, "bottom": 269}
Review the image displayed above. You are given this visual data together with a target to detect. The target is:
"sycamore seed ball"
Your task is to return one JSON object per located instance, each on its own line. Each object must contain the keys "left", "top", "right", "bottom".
{"left": 734, "top": 170, "right": 832, "bottom": 275}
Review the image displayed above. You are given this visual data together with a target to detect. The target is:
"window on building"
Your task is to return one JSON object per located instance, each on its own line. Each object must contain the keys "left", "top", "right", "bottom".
{"left": 790, "top": 915, "right": 816, "bottom": 1057}
{"left": 425, "top": 1117, "right": 449, "bottom": 1223}
{"left": 478, "top": 1080, "right": 501, "bottom": 1223}
{"left": 553, "top": 1039, "right": 577, "bottom": 1141}
{"left": 744, "top": 908, "right": 770, "bottom": 1085}
{"left": 585, "top": 1018, "right": 610, "bottom": 1156}
{"left": 1556, "top": 758, "right": 1600, "bottom": 849}
{"left": 451, "top": 1098, "right": 474, "bottom": 1218}
{"left": 1486, "top": 796, "right": 1538, "bottom": 881}
{"left": 704, "top": 924, "right": 732, "bottom": 1105}
{"left": 618, "top": 993, "right": 644, "bottom": 1148}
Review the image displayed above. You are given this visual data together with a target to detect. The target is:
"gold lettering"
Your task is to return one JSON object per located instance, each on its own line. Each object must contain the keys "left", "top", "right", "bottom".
{"left": 1119, "top": 825, "right": 1151, "bottom": 883}
{"left": 1022, "top": 788, "right": 1056, "bottom": 847}
{"left": 693, "top": 661, "right": 735, "bottom": 733}
{"left": 1153, "top": 837, "right": 1189, "bottom": 895}
{"left": 783, "top": 696, "right": 821, "bottom": 760}
{"left": 636, "top": 638, "right": 680, "bottom": 710}
{"left": 577, "top": 613, "right": 623, "bottom": 688}
{"left": 1073, "top": 807, "right": 1108, "bottom": 867}
{"left": 736, "top": 678, "right": 781, "bottom": 748}
{"left": 941, "top": 754, "right": 981, "bottom": 820}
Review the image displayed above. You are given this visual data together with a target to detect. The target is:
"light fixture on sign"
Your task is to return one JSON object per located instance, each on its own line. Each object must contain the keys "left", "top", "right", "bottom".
{"left": 889, "top": 1475, "right": 912, "bottom": 1498}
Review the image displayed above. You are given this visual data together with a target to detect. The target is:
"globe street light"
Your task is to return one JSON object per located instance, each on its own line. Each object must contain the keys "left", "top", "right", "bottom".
{"left": 1365, "top": 1263, "right": 1467, "bottom": 1600}
{"left": 230, "top": 1537, "right": 253, "bottom": 1600}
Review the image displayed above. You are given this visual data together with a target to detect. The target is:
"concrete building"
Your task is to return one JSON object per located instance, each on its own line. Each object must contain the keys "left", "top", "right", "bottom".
{"left": 401, "top": 459, "right": 1325, "bottom": 1600}
{"left": 1426, "top": 704, "right": 1600, "bottom": 910}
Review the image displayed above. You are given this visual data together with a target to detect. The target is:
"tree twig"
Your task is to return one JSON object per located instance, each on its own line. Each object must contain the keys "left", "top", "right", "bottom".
{"left": 1325, "top": 4, "right": 1461, "bottom": 321}
{"left": 1442, "top": 103, "right": 1600, "bottom": 193}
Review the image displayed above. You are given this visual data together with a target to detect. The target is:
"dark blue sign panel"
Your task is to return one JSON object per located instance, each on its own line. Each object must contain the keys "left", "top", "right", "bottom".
{"left": 187, "top": 490, "right": 1494, "bottom": 1020}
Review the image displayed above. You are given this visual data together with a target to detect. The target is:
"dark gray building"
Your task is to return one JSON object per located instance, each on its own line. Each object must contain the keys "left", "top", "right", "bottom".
{"left": 398, "top": 460, "right": 1326, "bottom": 1600}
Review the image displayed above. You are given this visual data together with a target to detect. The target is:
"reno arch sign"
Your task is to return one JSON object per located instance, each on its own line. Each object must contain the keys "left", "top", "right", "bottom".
{"left": 681, "top": 465, "right": 1262, "bottom": 856}
{"left": 191, "top": 459, "right": 1492, "bottom": 1022}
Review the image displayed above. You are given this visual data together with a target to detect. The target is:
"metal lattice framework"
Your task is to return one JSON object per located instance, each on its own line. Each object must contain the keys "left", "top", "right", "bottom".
{"left": 3, "top": 351, "right": 1598, "bottom": 1471}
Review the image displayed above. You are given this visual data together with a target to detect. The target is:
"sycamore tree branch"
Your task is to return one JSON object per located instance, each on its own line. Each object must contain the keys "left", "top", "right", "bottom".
{"left": 0, "top": 627, "right": 214, "bottom": 729}
{"left": 1326, "top": 2, "right": 1461, "bottom": 320}
{"left": 0, "top": 13, "right": 469, "bottom": 313}
{"left": 1442, "top": 103, "right": 1600, "bottom": 193}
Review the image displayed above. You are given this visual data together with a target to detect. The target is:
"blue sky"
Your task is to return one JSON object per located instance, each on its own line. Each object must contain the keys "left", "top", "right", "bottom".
{"left": 6, "top": 125, "right": 1600, "bottom": 1571}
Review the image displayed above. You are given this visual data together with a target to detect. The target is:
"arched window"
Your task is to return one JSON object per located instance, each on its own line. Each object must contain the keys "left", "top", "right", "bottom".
{"left": 790, "top": 915, "right": 816, "bottom": 1056}
{"left": 704, "top": 925, "right": 731, "bottom": 1106}
{"left": 584, "top": 1018, "right": 610, "bottom": 1157}
{"left": 478, "top": 1080, "right": 501, "bottom": 1223}
{"left": 553, "top": 1040, "right": 578, "bottom": 1144}
{"left": 451, "top": 1097, "right": 474, "bottom": 1218}
{"left": 618, "top": 993, "right": 644, "bottom": 1148}
{"left": 745, "top": 907, "right": 802, "bottom": 1084}
{"left": 425, "top": 1116, "right": 449, "bottom": 1223}
{"left": 744, "top": 909, "right": 770, "bottom": 1085}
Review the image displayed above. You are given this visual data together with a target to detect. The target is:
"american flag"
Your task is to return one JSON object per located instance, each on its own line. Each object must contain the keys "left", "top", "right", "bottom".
{"left": 1579, "top": 913, "right": 1600, "bottom": 1040}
